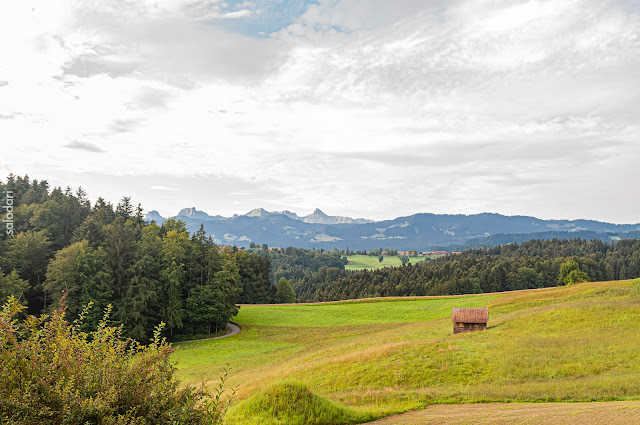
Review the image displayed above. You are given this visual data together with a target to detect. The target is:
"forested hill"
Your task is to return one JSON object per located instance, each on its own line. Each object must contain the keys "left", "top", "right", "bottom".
{"left": 0, "top": 175, "right": 281, "bottom": 342}
{"left": 290, "top": 238, "right": 640, "bottom": 302}
{"left": 4, "top": 174, "right": 640, "bottom": 318}
{"left": 148, "top": 208, "right": 640, "bottom": 251}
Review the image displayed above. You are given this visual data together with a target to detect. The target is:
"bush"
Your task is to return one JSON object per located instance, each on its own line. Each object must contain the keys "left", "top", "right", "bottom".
{"left": 564, "top": 269, "right": 590, "bottom": 285}
{"left": 0, "top": 296, "right": 234, "bottom": 424}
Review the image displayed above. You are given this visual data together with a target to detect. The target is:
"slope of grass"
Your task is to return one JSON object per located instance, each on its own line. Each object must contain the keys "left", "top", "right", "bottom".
{"left": 173, "top": 279, "right": 640, "bottom": 424}
{"left": 345, "top": 255, "right": 430, "bottom": 270}
{"left": 234, "top": 295, "right": 497, "bottom": 326}
{"left": 226, "top": 381, "right": 377, "bottom": 425}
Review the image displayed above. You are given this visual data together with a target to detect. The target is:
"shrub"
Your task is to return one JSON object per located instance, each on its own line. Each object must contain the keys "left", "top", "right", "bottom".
{"left": 564, "top": 269, "right": 590, "bottom": 285}
{"left": 0, "top": 296, "right": 234, "bottom": 424}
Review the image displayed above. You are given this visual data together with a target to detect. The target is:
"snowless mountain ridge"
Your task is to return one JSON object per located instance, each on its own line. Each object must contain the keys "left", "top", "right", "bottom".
{"left": 143, "top": 207, "right": 640, "bottom": 251}
{"left": 154, "top": 207, "right": 375, "bottom": 225}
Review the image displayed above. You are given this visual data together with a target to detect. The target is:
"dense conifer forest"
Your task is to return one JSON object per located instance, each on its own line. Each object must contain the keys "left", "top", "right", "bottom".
{"left": 290, "top": 238, "right": 640, "bottom": 302}
{"left": 267, "top": 247, "right": 347, "bottom": 283}
{"left": 0, "top": 175, "right": 275, "bottom": 341}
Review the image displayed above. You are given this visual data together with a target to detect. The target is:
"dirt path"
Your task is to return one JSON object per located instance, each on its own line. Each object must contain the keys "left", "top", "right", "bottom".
{"left": 180, "top": 323, "right": 240, "bottom": 343}
{"left": 367, "top": 401, "right": 640, "bottom": 425}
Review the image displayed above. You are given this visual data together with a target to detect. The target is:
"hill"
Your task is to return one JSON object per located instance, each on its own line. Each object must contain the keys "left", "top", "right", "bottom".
{"left": 145, "top": 208, "right": 640, "bottom": 250}
{"left": 173, "top": 279, "right": 640, "bottom": 424}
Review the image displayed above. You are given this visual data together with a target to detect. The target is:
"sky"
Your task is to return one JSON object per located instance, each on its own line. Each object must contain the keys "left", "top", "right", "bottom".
{"left": 0, "top": 0, "right": 639, "bottom": 223}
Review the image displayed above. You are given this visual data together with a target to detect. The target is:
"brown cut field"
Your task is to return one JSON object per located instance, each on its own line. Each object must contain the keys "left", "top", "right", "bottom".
{"left": 368, "top": 401, "right": 640, "bottom": 424}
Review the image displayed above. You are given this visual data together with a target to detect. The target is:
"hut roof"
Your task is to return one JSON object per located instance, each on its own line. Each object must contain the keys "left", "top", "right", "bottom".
{"left": 452, "top": 307, "right": 488, "bottom": 324}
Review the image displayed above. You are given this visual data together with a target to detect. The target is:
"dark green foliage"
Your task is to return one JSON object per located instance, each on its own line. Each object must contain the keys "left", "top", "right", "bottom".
{"left": 559, "top": 259, "right": 590, "bottom": 285}
{"left": 0, "top": 175, "right": 259, "bottom": 342}
{"left": 1, "top": 230, "right": 53, "bottom": 313}
{"left": 235, "top": 250, "right": 273, "bottom": 304}
{"left": 159, "top": 229, "right": 190, "bottom": 335}
{"left": 276, "top": 278, "right": 296, "bottom": 303}
{"left": 44, "top": 240, "right": 113, "bottom": 330}
{"left": 0, "top": 297, "right": 234, "bottom": 424}
{"left": 268, "top": 247, "right": 346, "bottom": 283}
{"left": 0, "top": 269, "right": 29, "bottom": 307}
{"left": 516, "top": 267, "right": 544, "bottom": 290}
{"left": 291, "top": 238, "right": 640, "bottom": 302}
{"left": 29, "top": 187, "right": 91, "bottom": 250}
{"left": 183, "top": 227, "right": 241, "bottom": 336}
{"left": 564, "top": 269, "right": 590, "bottom": 284}
{"left": 121, "top": 225, "right": 163, "bottom": 341}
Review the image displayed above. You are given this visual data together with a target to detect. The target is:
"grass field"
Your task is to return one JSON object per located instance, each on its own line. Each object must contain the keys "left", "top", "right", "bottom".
{"left": 345, "top": 254, "right": 432, "bottom": 270}
{"left": 173, "top": 279, "right": 640, "bottom": 424}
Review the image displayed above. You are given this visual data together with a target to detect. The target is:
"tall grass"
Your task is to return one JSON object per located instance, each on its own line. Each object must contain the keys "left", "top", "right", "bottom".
{"left": 173, "top": 279, "right": 640, "bottom": 424}
{"left": 226, "top": 381, "right": 377, "bottom": 425}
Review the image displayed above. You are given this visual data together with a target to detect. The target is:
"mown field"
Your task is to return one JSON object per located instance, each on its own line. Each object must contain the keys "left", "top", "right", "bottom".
{"left": 345, "top": 254, "right": 431, "bottom": 270}
{"left": 173, "top": 279, "right": 640, "bottom": 424}
{"left": 370, "top": 401, "right": 640, "bottom": 424}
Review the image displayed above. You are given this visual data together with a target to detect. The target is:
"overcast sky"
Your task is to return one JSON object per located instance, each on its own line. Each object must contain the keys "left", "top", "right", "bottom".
{"left": 1, "top": 0, "right": 639, "bottom": 223}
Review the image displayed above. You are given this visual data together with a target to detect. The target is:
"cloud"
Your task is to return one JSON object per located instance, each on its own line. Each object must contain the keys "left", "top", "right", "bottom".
{"left": 221, "top": 9, "right": 253, "bottom": 19}
{"left": 55, "top": 1, "right": 284, "bottom": 85}
{"left": 1, "top": 0, "right": 639, "bottom": 224}
{"left": 64, "top": 141, "right": 105, "bottom": 153}
{"left": 151, "top": 185, "right": 179, "bottom": 191}
{"left": 31, "top": 170, "right": 292, "bottom": 218}
{"left": 110, "top": 118, "right": 144, "bottom": 133}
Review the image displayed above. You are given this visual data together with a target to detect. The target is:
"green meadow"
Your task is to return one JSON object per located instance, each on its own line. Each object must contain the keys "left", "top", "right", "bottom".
{"left": 345, "top": 255, "right": 430, "bottom": 270}
{"left": 173, "top": 280, "right": 640, "bottom": 424}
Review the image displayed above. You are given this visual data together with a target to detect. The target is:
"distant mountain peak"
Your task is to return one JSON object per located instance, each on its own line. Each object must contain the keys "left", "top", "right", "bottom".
{"left": 302, "top": 208, "right": 372, "bottom": 224}
{"left": 144, "top": 210, "right": 165, "bottom": 222}
{"left": 177, "top": 207, "right": 198, "bottom": 216}
{"left": 238, "top": 207, "right": 374, "bottom": 225}
{"left": 244, "top": 208, "right": 273, "bottom": 217}
{"left": 176, "top": 207, "right": 221, "bottom": 221}
{"left": 273, "top": 210, "right": 300, "bottom": 220}
{"left": 142, "top": 207, "right": 639, "bottom": 251}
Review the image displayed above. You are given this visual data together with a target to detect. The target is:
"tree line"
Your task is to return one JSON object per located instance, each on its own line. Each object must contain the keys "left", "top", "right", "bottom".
{"left": 0, "top": 175, "right": 282, "bottom": 342}
{"left": 290, "top": 238, "right": 640, "bottom": 302}
{"left": 4, "top": 174, "right": 640, "bottom": 333}
{"left": 267, "top": 246, "right": 347, "bottom": 282}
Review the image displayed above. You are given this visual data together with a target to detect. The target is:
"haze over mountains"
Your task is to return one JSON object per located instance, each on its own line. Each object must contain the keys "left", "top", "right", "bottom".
{"left": 241, "top": 208, "right": 373, "bottom": 224}
{"left": 144, "top": 208, "right": 640, "bottom": 251}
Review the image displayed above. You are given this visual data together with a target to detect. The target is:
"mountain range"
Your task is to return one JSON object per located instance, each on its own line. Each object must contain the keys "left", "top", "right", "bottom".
{"left": 144, "top": 208, "right": 640, "bottom": 251}
{"left": 239, "top": 208, "right": 373, "bottom": 224}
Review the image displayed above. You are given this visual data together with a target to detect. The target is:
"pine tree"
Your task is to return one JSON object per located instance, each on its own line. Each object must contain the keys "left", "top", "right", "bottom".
{"left": 121, "top": 225, "right": 162, "bottom": 341}
{"left": 276, "top": 278, "right": 295, "bottom": 303}
{"left": 160, "top": 229, "right": 190, "bottom": 335}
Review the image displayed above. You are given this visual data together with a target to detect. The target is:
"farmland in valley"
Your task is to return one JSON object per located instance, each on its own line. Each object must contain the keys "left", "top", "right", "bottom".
{"left": 345, "top": 254, "right": 433, "bottom": 270}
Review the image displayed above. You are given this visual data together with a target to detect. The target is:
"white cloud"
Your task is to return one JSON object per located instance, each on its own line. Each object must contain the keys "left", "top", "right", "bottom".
{"left": 1, "top": 0, "right": 639, "bottom": 223}
{"left": 151, "top": 185, "right": 179, "bottom": 191}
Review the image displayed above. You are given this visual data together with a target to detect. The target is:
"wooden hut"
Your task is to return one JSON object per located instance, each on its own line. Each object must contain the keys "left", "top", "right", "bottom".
{"left": 452, "top": 307, "right": 488, "bottom": 334}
